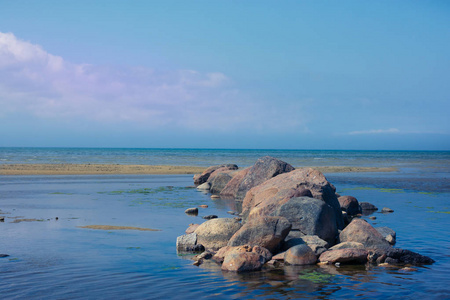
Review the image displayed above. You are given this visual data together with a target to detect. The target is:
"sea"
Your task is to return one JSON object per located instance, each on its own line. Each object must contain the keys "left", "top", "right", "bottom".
{"left": 0, "top": 147, "right": 449, "bottom": 299}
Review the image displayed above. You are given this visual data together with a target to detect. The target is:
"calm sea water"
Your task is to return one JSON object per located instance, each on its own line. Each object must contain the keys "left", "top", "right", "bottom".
{"left": 1, "top": 148, "right": 449, "bottom": 299}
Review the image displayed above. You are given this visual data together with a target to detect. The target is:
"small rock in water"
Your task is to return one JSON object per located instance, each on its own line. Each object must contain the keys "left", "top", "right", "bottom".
{"left": 381, "top": 207, "right": 394, "bottom": 213}
{"left": 400, "top": 267, "right": 418, "bottom": 272}
{"left": 210, "top": 195, "right": 220, "bottom": 199}
{"left": 203, "top": 215, "right": 218, "bottom": 220}
{"left": 185, "top": 208, "right": 199, "bottom": 215}
{"left": 192, "top": 258, "right": 203, "bottom": 266}
{"left": 0, "top": 216, "right": 4, "bottom": 222}
{"left": 196, "top": 182, "right": 211, "bottom": 190}
{"left": 0, "top": 254, "right": 9, "bottom": 258}
{"left": 198, "top": 205, "right": 208, "bottom": 208}
{"left": 369, "top": 216, "right": 377, "bottom": 220}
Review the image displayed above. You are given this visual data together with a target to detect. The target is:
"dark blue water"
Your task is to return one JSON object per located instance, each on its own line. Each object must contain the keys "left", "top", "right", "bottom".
{"left": 1, "top": 148, "right": 449, "bottom": 299}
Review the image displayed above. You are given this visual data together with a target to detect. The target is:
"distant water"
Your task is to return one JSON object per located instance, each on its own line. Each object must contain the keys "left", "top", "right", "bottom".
{"left": 1, "top": 147, "right": 449, "bottom": 192}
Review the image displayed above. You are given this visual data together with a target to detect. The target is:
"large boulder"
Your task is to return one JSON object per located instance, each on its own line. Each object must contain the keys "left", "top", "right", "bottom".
{"left": 339, "top": 218, "right": 390, "bottom": 250}
{"left": 241, "top": 168, "right": 344, "bottom": 230}
{"left": 227, "top": 216, "right": 291, "bottom": 253}
{"left": 338, "top": 196, "right": 362, "bottom": 216}
{"left": 221, "top": 245, "right": 272, "bottom": 272}
{"left": 193, "top": 164, "right": 238, "bottom": 185}
{"left": 194, "top": 218, "right": 242, "bottom": 251}
{"left": 208, "top": 171, "right": 234, "bottom": 194}
{"left": 220, "top": 168, "right": 251, "bottom": 198}
{"left": 220, "top": 156, "right": 294, "bottom": 200}
{"left": 284, "top": 244, "right": 317, "bottom": 265}
{"left": 319, "top": 248, "right": 369, "bottom": 264}
{"left": 330, "top": 242, "right": 365, "bottom": 250}
{"left": 271, "top": 197, "right": 338, "bottom": 245}
{"left": 176, "top": 233, "right": 205, "bottom": 252}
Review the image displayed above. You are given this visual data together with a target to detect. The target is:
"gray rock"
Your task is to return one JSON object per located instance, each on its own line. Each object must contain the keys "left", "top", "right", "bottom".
{"left": 385, "top": 248, "right": 435, "bottom": 265}
{"left": 241, "top": 167, "right": 344, "bottom": 230}
{"left": 196, "top": 182, "right": 211, "bottom": 190}
{"left": 209, "top": 172, "right": 234, "bottom": 195}
{"left": 228, "top": 216, "right": 291, "bottom": 253}
{"left": 176, "top": 233, "right": 205, "bottom": 252}
{"left": 272, "top": 197, "right": 338, "bottom": 245}
{"left": 330, "top": 242, "right": 365, "bottom": 250}
{"left": 185, "top": 207, "right": 198, "bottom": 215}
{"left": 360, "top": 202, "right": 378, "bottom": 211}
{"left": 194, "top": 218, "right": 242, "bottom": 250}
{"left": 283, "top": 235, "right": 328, "bottom": 255}
{"left": 203, "top": 215, "right": 218, "bottom": 220}
{"left": 0, "top": 254, "right": 9, "bottom": 258}
{"left": 319, "top": 248, "right": 368, "bottom": 264}
{"left": 381, "top": 207, "right": 394, "bottom": 213}
{"left": 339, "top": 218, "right": 390, "bottom": 250}
{"left": 376, "top": 226, "right": 397, "bottom": 245}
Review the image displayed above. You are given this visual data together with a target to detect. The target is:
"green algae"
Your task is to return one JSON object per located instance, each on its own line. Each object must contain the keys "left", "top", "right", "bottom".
{"left": 427, "top": 211, "right": 450, "bottom": 214}
{"left": 339, "top": 187, "right": 405, "bottom": 194}
{"left": 298, "top": 270, "right": 335, "bottom": 284}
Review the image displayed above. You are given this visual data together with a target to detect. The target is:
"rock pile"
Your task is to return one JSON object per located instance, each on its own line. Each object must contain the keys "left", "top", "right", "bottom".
{"left": 177, "top": 156, "right": 434, "bottom": 272}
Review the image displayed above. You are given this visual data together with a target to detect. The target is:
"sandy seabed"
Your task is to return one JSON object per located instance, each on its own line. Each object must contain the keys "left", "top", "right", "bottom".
{"left": 0, "top": 164, "right": 397, "bottom": 175}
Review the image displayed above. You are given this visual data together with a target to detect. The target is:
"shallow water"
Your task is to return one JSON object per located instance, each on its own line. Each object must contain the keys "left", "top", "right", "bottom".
{"left": 1, "top": 174, "right": 449, "bottom": 299}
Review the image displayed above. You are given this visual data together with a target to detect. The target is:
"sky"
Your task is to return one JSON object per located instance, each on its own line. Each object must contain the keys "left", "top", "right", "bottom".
{"left": 0, "top": 0, "right": 449, "bottom": 150}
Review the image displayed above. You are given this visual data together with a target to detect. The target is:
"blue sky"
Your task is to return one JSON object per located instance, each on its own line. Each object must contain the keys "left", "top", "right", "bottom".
{"left": 0, "top": 0, "right": 449, "bottom": 150}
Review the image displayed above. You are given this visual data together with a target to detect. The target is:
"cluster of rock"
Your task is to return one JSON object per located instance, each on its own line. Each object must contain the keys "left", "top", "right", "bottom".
{"left": 178, "top": 156, "right": 434, "bottom": 272}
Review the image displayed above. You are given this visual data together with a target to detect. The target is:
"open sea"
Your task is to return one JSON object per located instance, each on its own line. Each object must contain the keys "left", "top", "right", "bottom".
{"left": 1, "top": 148, "right": 449, "bottom": 299}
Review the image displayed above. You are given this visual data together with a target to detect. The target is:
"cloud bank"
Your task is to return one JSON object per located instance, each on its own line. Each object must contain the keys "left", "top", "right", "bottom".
{"left": 0, "top": 32, "right": 305, "bottom": 133}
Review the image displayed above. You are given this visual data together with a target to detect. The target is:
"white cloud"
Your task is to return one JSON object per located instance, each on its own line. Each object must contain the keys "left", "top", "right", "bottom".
{"left": 348, "top": 128, "right": 400, "bottom": 135}
{"left": 0, "top": 32, "right": 308, "bottom": 134}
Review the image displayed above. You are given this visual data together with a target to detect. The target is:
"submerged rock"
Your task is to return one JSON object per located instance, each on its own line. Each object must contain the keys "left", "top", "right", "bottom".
{"left": 185, "top": 207, "right": 198, "bottom": 215}
{"left": 360, "top": 202, "right": 378, "bottom": 211}
{"left": 221, "top": 245, "right": 272, "bottom": 272}
{"left": 284, "top": 244, "right": 317, "bottom": 265}
{"left": 381, "top": 207, "right": 394, "bottom": 213}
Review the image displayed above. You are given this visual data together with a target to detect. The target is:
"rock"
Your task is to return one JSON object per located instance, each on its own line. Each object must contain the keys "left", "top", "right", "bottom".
{"left": 220, "top": 168, "right": 251, "bottom": 198}
{"left": 185, "top": 207, "right": 198, "bottom": 215}
{"left": 381, "top": 207, "right": 394, "bottom": 213}
{"left": 196, "top": 182, "right": 211, "bottom": 190}
{"left": 228, "top": 216, "right": 291, "bottom": 253}
{"left": 220, "top": 156, "right": 295, "bottom": 200}
{"left": 199, "top": 205, "right": 208, "bottom": 208}
{"left": 369, "top": 216, "right": 377, "bottom": 220}
{"left": 272, "top": 197, "right": 338, "bottom": 245}
{"left": 360, "top": 202, "right": 378, "bottom": 211}
{"left": 241, "top": 168, "right": 344, "bottom": 230}
{"left": 338, "top": 196, "right": 362, "bottom": 216}
{"left": 208, "top": 171, "right": 234, "bottom": 194}
{"left": 272, "top": 252, "right": 286, "bottom": 261}
{"left": 221, "top": 245, "right": 272, "bottom": 272}
{"left": 319, "top": 248, "right": 368, "bottom": 264}
{"left": 194, "top": 218, "right": 242, "bottom": 250}
{"left": 283, "top": 235, "right": 328, "bottom": 255}
{"left": 339, "top": 218, "right": 390, "bottom": 250}
{"left": 385, "top": 248, "right": 435, "bottom": 265}
{"left": 0, "top": 216, "right": 4, "bottom": 222}
{"left": 194, "top": 250, "right": 214, "bottom": 260}
{"left": 376, "top": 226, "right": 397, "bottom": 245}
{"left": 176, "top": 233, "right": 205, "bottom": 252}
{"left": 185, "top": 223, "right": 200, "bottom": 234}
{"left": 210, "top": 195, "right": 220, "bottom": 199}
{"left": 330, "top": 242, "right": 365, "bottom": 250}
{"left": 193, "top": 164, "right": 238, "bottom": 185}
{"left": 284, "top": 244, "right": 317, "bottom": 265}
{"left": 400, "top": 267, "right": 418, "bottom": 272}
{"left": 0, "top": 254, "right": 9, "bottom": 258}
{"left": 203, "top": 215, "right": 218, "bottom": 220}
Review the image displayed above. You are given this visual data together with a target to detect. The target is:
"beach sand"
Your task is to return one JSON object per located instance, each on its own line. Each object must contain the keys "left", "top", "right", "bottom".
{"left": 0, "top": 164, "right": 397, "bottom": 175}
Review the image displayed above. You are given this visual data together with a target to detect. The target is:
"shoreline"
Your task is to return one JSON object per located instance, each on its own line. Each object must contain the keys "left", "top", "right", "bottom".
{"left": 0, "top": 164, "right": 397, "bottom": 175}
